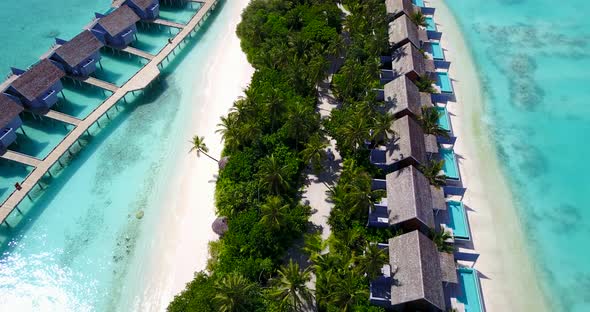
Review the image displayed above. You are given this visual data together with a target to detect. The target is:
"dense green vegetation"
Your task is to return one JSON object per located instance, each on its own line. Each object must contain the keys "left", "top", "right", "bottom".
{"left": 169, "top": 1, "right": 341, "bottom": 311}
{"left": 170, "top": 0, "right": 450, "bottom": 310}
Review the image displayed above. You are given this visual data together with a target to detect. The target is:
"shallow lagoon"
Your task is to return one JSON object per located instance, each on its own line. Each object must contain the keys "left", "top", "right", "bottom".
{"left": 446, "top": 0, "right": 590, "bottom": 310}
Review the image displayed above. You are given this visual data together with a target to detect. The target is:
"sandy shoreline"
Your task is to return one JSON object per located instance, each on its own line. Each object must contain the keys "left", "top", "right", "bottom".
{"left": 125, "top": 1, "right": 254, "bottom": 310}
{"left": 431, "top": 1, "right": 548, "bottom": 310}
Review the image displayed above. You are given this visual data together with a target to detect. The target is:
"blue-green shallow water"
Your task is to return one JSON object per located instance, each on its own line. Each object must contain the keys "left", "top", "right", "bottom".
{"left": 0, "top": 0, "right": 229, "bottom": 310}
{"left": 445, "top": 1, "right": 590, "bottom": 310}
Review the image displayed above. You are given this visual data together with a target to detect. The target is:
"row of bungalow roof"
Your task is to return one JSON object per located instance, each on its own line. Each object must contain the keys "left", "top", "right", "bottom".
{"left": 0, "top": 0, "right": 166, "bottom": 153}
{"left": 366, "top": 1, "right": 481, "bottom": 312}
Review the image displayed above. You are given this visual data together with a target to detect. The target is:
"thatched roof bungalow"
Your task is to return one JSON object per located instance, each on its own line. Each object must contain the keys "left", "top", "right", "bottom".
{"left": 92, "top": 5, "right": 140, "bottom": 48}
{"left": 388, "top": 14, "right": 427, "bottom": 50}
{"left": 391, "top": 42, "right": 435, "bottom": 81}
{"left": 385, "top": 166, "right": 434, "bottom": 232}
{"left": 385, "top": 0, "right": 416, "bottom": 19}
{"left": 389, "top": 230, "right": 446, "bottom": 311}
{"left": 5, "top": 59, "right": 65, "bottom": 110}
{"left": 51, "top": 30, "right": 104, "bottom": 77}
{"left": 383, "top": 75, "right": 432, "bottom": 119}
{"left": 0, "top": 94, "right": 23, "bottom": 152}
{"left": 125, "top": 0, "right": 160, "bottom": 20}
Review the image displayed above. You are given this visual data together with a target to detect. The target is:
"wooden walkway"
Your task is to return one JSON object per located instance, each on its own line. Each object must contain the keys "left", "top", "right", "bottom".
{"left": 1, "top": 151, "right": 42, "bottom": 167}
{"left": 151, "top": 18, "right": 186, "bottom": 29}
{"left": 44, "top": 110, "right": 82, "bottom": 126}
{"left": 72, "top": 76, "right": 120, "bottom": 93}
{"left": 0, "top": 0, "right": 220, "bottom": 225}
{"left": 120, "top": 46, "right": 155, "bottom": 60}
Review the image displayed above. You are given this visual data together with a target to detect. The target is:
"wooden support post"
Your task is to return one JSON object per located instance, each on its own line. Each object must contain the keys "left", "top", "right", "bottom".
{"left": 47, "top": 170, "right": 54, "bottom": 178}
{"left": 37, "top": 183, "right": 44, "bottom": 190}
{"left": 3, "top": 220, "right": 10, "bottom": 228}
{"left": 16, "top": 207, "right": 23, "bottom": 215}
{"left": 61, "top": 90, "right": 66, "bottom": 100}
{"left": 106, "top": 111, "right": 111, "bottom": 120}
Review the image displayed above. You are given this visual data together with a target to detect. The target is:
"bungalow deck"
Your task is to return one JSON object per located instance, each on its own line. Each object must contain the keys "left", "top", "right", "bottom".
{"left": 0, "top": 0, "right": 220, "bottom": 226}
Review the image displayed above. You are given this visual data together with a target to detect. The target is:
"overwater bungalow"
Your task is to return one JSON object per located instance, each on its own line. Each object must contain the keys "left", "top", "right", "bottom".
{"left": 0, "top": 94, "right": 24, "bottom": 153}
{"left": 370, "top": 115, "right": 427, "bottom": 170}
{"left": 388, "top": 14, "right": 427, "bottom": 50}
{"left": 385, "top": 0, "right": 416, "bottom": 19}
{"left": 381, "top": 75, "right": 432, "bottom": 119}
{"left": 92, "top": 5, "right": 141, "bottom": 48}
{"left": 124, "top": 0, "right": 160, "bottom": 21}
{"left": 5, "top": 59, "right": 65, "bottom": 111}
{"left": 369, "top": 166, "right": 435, "bottom": 232}
{"left": 370, "top": 230, "right": 457, "bottom": 311}
{"left": 50, "top": 30, "right": 104, "bottom": 77}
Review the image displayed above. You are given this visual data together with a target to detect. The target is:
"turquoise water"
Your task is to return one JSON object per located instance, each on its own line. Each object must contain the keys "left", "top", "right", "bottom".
{"left": 435, "top": 72, "right": 453, "bottom": 93}
{"left": 0, "top": 0, "right": 228, "bottom": 310}
{"left": 440, "top": 148, "right": 459, "bottom": 180}
{"left": 446, "top": 200, "right": 469, "bottom": 239}
{"left": 457, "top": 268, "right": 484, "bottom": 312}
{"left": 446, "top": 0, "right": 590, "bottom": 310}
{"left": 430, "top": 41, "right": 444, "bottom": 60}
{"left": 425, "top": 17, "right": 436, "bottom": 32}
{"left": 436, "top": 106, "right": 451, "bottom": 132}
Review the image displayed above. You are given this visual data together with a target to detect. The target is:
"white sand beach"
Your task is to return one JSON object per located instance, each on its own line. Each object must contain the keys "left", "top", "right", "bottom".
{"left": 431, "top": 1, "right": 548, "bottom": 310}
{"left": 124, "top": 1, "right": 254, "bottom": 310}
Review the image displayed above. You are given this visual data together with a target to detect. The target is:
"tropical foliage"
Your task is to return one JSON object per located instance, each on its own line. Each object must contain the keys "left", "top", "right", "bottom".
{"left": 419, "top": 105, "right": 450, "bottom": 138}
{"left": 414, "top": 74, "right": 437, "bottom": 93}
{"left": 421, "top": 159, "right": 447, "bottom": 188}
{"left": 169, "top": 0, "right": 342, "bottom": 310}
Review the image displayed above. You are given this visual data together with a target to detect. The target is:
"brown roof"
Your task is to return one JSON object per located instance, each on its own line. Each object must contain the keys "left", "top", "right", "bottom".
{"left": 383, "top": 115, "right": 427, "bottom": 166}
{"left": 54, "top": 31, "right": 104, "bottom": 67}
{"left": 430, "top": 185, "right": 446, "bottom": 211}
{"left": 10, "top": 59, "right": 65, "bottom": 102}
{"left": 385, "top": 0, "right": 415, "bottom": 18}
{"left": 386, "top": 166, "right": 434, "bottom": 230}
{"left": 389, "top": 14, "right": 421, "bottom": 49}
{"left": 383, "top": 75, "right": 423, "bottom": 118}
{"left": 392, "top": 42, "right": 427, "bottom": 79}
{"left": 0, "top": 94, "right": 23, "bottom": 129}
{"left": 389, "top": 230, "right": 446, "bottom": 310}
{"left": 97, "top": 5, "right": 140, "bottom": 37}
{"left": 438, "top": 251, "right": 458, "bottom": 284}
{"left": 129, "top": 0, "right": 157, "bottom": 10}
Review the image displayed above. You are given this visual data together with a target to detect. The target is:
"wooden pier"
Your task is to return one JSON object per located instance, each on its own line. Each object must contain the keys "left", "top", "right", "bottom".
{"left": 45, "top": 110, "right": 82, "bottom": 126}
{"left": 1, "top": 151, "right": 42, "bottom": 167}
{"left": 0, "top": 0, "right": 220, "bottom": 225}
{"left": 120, "top": 46, "right": 155, "bottom": 60}
{"left": 71, "top": 76, "right": 120, "bottom": 93}
{"left": 150, "top": 18, "right": 186, "bottom": 29}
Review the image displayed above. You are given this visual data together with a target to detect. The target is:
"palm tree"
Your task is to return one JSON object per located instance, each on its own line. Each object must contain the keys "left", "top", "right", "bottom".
{"left": 431, "top": 229, "right": 455, "bottom": 253}
{"left": 214, "top": 273, "right": 258, "bottom": 312}
{"left": 258, "top": 154, "right": 290, "bottom": 194}
{"left": 189, "top": 135, "right": 218, "bottom": 162}
{"left": 355, "top": 243, "right": 389, "bottom": 280}
{"left": 410, "top": 11, "right": 427, "bottom": 27}
{"left": 414, "top": 75, "right": 437, "bottom": 93}
{"left": 216, "top": 113, "right": 240, "bottom": 149}
{"left": 420, "top": 159, "right": 447, "bottom": 188}
{"left": 302, "top": 233, "right": 324, "bottom": 263}
{"left": 327, "top": 272, "right": 369, "bottom": 311}
{"left": 300, "top": 134, "right": 328, "bottom": 175}
{"left": 419, "top": 106, "right": 450, "bottom": 138}
{"left": 371, "top": 112, "right": 395, "bottom": 145}
{"left": 269, "top": 260, "right": 314, "bottom": 311}
{"left": 285, "top": 101, "right": 316, "bottom": 149}
{"left": 259, "top": 196, "right": 289, "bottom": 229}
{"left": 339, "top": 112, "right": 370, "bottom": 152}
